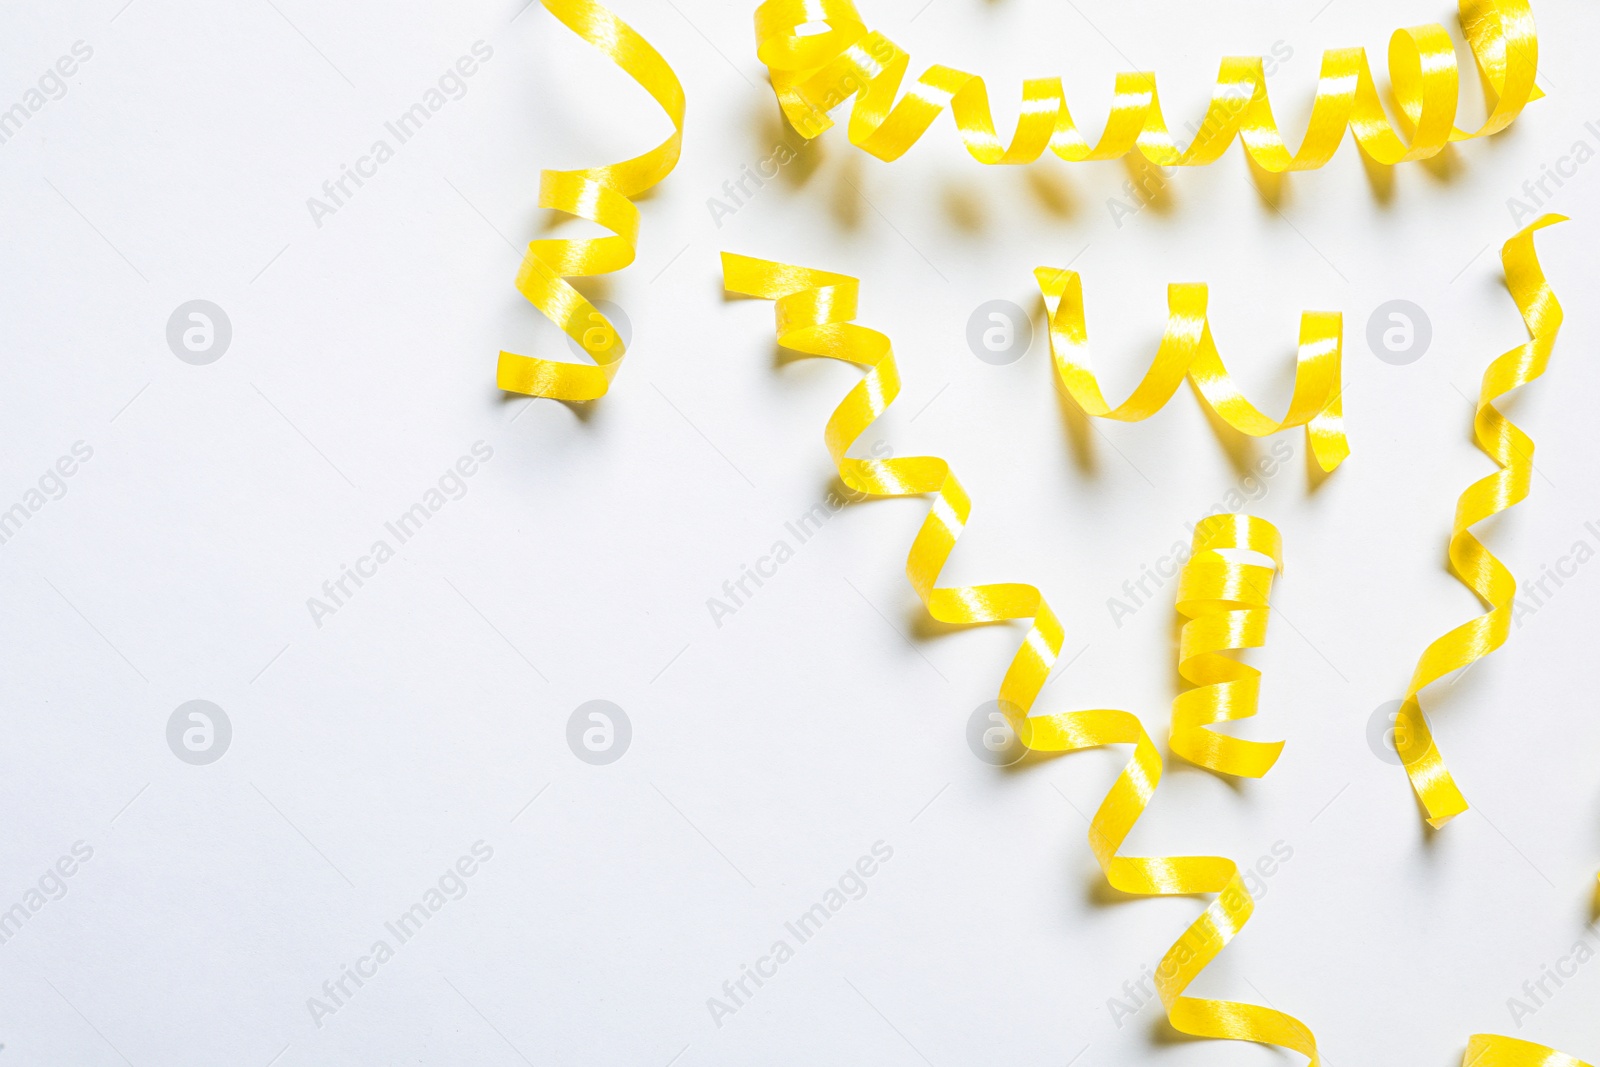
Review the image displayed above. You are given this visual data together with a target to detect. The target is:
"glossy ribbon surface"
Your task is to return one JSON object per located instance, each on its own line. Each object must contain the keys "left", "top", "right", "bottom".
{"left": 1173, "top": 515, "right": 1285, "bottom": 778}
{"left": 724, "top": 252, "right": 1319, "bottom": 1065}
{"left": 496, "top": 0, "right": 684, "bottom": 401}
{"left": 1395, "top": 215, "right": 1566, "bottom": 828}
{"left": 1037, "top": 269, "right": 1348, "bottom": 471}
{"left": 1467, "top": 1036, "right": 1593, "bottom": 1067}
{"left": 754, "top": 0, "right": 1539, "bottom": 170}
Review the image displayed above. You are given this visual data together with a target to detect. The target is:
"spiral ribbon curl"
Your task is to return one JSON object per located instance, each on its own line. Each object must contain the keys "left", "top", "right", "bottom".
{"left": 753, "top": 0, "right": 1539, "bottom": 170}
{"left": 1036, "top": 269, "right": 1348, "bottom": 472}
{"left": 1467, "top": 1036, "right": 1593, "bottom": 1067}
{"left": 1395, "top": 215, "right": 1566, "bottom": 828}
{"left": 1173, "top": 515, "right": 1285, "bottom": 778}
{"left": 723, "top": 252, "right": 1319, "bottom": 1066}
{"left": 495, "top": 0, "right": 684, "bottom": 401}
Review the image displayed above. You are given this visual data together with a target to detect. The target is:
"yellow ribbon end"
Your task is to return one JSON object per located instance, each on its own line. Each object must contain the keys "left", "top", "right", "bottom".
{"left": 498, "top": 0, "right": 685, "bottom": 401}
{"left": 1465, "top": 1035, "right": 1594, "bottom": 1067}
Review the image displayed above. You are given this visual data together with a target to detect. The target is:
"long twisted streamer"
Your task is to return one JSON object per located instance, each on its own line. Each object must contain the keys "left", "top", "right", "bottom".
{"left": 1035, "top": 269, "right": 1348, "bottom": 472}
{"left": 496, "top": 0, "right": 684, "bottom": 401}
{"left": 753, "top": 0, "right": 1539, "bottom": 171}
{"left": 1467, "top": 1036, "right": 1593, "bottom": 1067}
{"left": 723, "top": 252, "right": 1319, "bottom": 1065}
{"left": 1173, "top": 515, "right": 1285, "bottom": 778}
{"left": 1395, "top": 214, "right": 1566, "bottom": 828}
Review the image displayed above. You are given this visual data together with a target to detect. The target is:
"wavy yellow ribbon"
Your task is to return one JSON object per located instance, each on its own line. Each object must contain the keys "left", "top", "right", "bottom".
{"left": 753, "top": 0, "right": 1540, "bottom": 170}
{"left": 1036, "top": 269, "right": 1348, "bottom": 472}
{"left": 1173, "top": 515, "right": 1285, "bottom": 778}
{"left": 723, "top": 252, "right": 1319, "bottom": 1065}
{"left": 496, "top": 0, "right": 685, "bottom": 401}
{"left": 1395, "top": 215, "right": 1566, "bottom": 828}
{"left": 1467, "top": 1036, "right": 1593, "bottom": 1067}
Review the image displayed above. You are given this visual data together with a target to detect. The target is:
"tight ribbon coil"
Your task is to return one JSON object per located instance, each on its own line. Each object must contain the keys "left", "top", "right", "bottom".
{"left": 753, "top": 0, "right": 1540, "bottom": 170}
{"left": 496, "top": 0, "right": 684, "bottom": 401}
{"left": 1395, "top": 215, "right": 1566, "bottom": 828}
{"left": 1173, "top": 515, "right": 1286, "bottom": 778}
{"left": 1036, "top": 269, "right": 1348, "bottom": 472}
{"left": 1467, "top": 1036, "right": 1593, "bottom": 1067}
{"left": 723, "top": 252, "right": 1320, "bottom": 1066}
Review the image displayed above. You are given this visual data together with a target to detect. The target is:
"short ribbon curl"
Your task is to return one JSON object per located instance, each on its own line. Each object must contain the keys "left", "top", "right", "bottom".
{"left": 1394, "top": 215, "right": 1566, "bottom": 828}
{"left": 1036, "top": 269, "right": 1348, "bottom": 472}
{"left": 723, "top": 253, "right": 1320, "bottom": 1066}
{"left": 753, "top": 0, "right": 1540, "bottom": 171}
{"left": 1173, "top": 515, "right": 1285, "bottom": 779}
{"left": 1466, "top": 1035, "right": 1593, "bottom": 1067}
{"left": 496, "top": 0, "right": 684, "bottom": 402}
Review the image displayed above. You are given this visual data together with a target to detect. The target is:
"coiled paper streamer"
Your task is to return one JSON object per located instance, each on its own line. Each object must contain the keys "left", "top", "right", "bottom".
{"left": 1394, "top": 215, "right": 1566, "bottom": 829}
{"left": 1035, "top": 269, "right": 1348, "bottom": 472}
{"left": 1173, "top": 515, "right": 1286, "bottom": 778}
{"left": 723, "top": 252, "right": 1319, "bottom": 1065}
{"left": 753, "top": 0, "right": 1540, "bottom": 170}
{"left": 496, "top": 0, "right": 684, "bottom": 401}
{"left": 1466, "top": 1035, "right": 1593, "bottom": 1067}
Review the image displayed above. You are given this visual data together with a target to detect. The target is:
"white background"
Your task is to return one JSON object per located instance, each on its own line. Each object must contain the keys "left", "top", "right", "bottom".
{"left": 2, "top": 0, "right": 1598, "bottom": 1064}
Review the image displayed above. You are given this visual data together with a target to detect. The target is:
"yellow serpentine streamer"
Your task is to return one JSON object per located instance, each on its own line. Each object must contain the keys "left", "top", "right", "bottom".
{"left": 1173, "top": 516, "right": 1286, "bottom": 779}
{"left": 752, "top": 0, "right": 1540, "bottom": 170}
{"left": 1036, "top": 269, "right": 1348, "bottom": 472}
{"left": 723, "top": 252, "right": 1319, "bottom": 1065}
{"left": 1395, "top": 215, "right": 1566, "bottom": 828}
{"left": 1468, "top": 1036, "right": 1593, "bottom": 1067}
{"left": 496, "top": 0, "right": 684, "bottom": 401}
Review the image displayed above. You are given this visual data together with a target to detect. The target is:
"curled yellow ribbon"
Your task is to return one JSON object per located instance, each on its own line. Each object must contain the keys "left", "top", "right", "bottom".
{"left": 496, "top": 0, "right": 684, "bottom": 401}
{"left": 1467, "top": 1036, "right": 1593, "bottom": 1067}
{"left": 1036, "top": 269, "right": 1348, "bottom": 472}
{"left": 1173, "top": 515, "right": 1285, "bottom": 779}
{"left": 1395, "top": 215, "right": 1566, "bottom": 828}
{"left": 723, "top": 252, "right": 1319, "bottom": 1065}
{"left": 753, "top": 0, "right": 1540, "bottom": 170}
{"left": 1019, "top": 708, "right": 1319, "bottom": 1065}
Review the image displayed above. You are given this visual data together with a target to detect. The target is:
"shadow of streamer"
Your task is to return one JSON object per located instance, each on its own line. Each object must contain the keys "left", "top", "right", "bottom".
{"left": 1024, "top": 166, "right": 1081, "bottom": 220}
